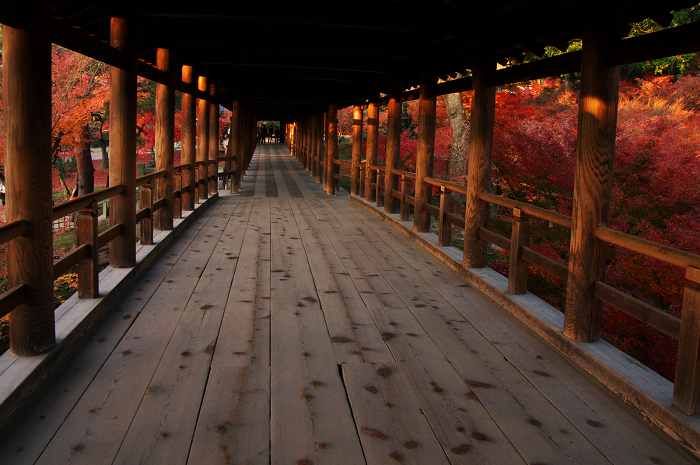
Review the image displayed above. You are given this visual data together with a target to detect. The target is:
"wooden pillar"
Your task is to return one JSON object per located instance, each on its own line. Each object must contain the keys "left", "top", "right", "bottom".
{"left": 196, "top": 75, "right": 209, "bottom": 202}
{"left": 413, "top": 74, "right": 437, "bottom": 233}
{"left": 154, "top": 48, "right": 174, "bottom": 231}
{"left": 181, "top": 65, "right": 196, "bottom": 210}
{"left": 231, "top": 100, "right": 243, "bottom": 193}
{"left": 4, "top": 8, "right": 56, "bottom": 356}
{"left": 316, "top": 113, "right": 324, "bottom": 185}
{"left": 564, "top": 9, "right": 620, "bottom": 343}
{"left": 109, "top": 17, "right": 137, "bottom": 268}
{"left": 224, "top": 111, "right": 234, "bottom": 190}
{"left": 326, "top": 104, "right": 338, "bottom": 195}
{"left": 384, "top": 89, "right": 401, "bottom": 213}
{"left": 350, "top": 105, "right": 363, "bottom": 196}
{"left": 310, "top": 113, "right": 318, "bottom": 178}
{"left": 463, "top": 55, "right": 496, "bottom": 267}
{"left": 365, "top": 100, "right": 379, "bottom": 202}
{"left": 208, "top": 84, "right": 219, "bottom": 195}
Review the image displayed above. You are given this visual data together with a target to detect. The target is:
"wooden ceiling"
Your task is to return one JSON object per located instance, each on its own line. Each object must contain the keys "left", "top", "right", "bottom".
{"left": 6, "top": 1, "right": 700, "bottom": 119}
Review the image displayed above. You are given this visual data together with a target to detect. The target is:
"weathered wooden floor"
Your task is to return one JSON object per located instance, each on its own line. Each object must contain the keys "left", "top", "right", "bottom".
{"left": 0, "top": 145, "right": 695, "bottom": 465}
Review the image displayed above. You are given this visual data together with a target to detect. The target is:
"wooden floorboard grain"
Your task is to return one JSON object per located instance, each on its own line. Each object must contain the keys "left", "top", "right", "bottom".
{"left": 269, "top": 197, "right": 366, "bottom": 465}
{"left": 1, "top": 146, "right": 695, "bottom": 465}
{"left": 341, "top": 199, "right": 699, "bottom": 465}
{"left": 343, "top": 362, "right": 451, "bottom": 465}
{"left": 188, "top": 366, "right": 270, "bottom": 465}
{"left": 112, "top": 198, "right": 254, "bottom": 465}
{"left": 33, "top": 203, "right": 242, "bottom": 465}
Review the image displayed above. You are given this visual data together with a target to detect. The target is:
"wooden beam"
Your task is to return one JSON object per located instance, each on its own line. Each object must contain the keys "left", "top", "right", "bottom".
{"left": 109, "top": 16, "right": 137, "bottom": 269}
{"left": 4, "top": 4, "right": 56, "bottom": 356}
{"left": 413, "top": 74, "right": 437, "bottom": 233}
{"left": 564, "top": 5, "right": 620, "bottom": 343}
{"left": 463, "top": 53, "right": 496, "bottom": 267}
{"left": 181, "top": 65, "right": 197, "bottom": 210}
{"left": 155, "top": 48, "right": 175, "bottom": 231}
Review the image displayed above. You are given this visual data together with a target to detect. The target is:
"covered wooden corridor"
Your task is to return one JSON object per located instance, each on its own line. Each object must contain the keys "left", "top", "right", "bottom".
{"left": 0, "top": 145, "right": 694, "bottom": 465}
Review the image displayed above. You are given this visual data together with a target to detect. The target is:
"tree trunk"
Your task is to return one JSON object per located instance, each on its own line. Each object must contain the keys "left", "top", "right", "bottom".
{"left": 444, "top": 91, "right": 469, "bottom": 181}
{"left": 53, "top": 158, "right": 71, "bottom": 199}
{"left": 76, "top": 123, "right": 95, "bottom": 196}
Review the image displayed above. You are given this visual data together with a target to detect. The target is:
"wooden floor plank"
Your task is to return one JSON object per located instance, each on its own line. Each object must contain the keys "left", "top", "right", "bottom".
{"left": 361, "top": 214, "right": 698, "bottom": 465}
{"left": 366, "top": 304, "right": 527, "bottom": 465}
{"left": 0, "top": 209, "right": 220, "bottom": 465}
{"left": 343, "top": 362, "right": 451, "bottom": 465}
{"left": 322, "top": 202, "right": 615, "bottom": 465}
{"left": 112, "top": 199, "right": 254, "bottom": 465}
{"left": 291, "top": 200, "right": 393, "bottom": 364}
{"left": 34, "top": 206, "right": 239, "bottom": 465}
{"left": 0, "top": 147, "right": 694, "bottom": 465}
{"left": 188, "top": 366, "right": 270, "bottom": 465}
{"left": 211, "top": 197, "right": 271, "bottom": 368}
{"left": 269, "top": 198, "right": 366, "bottom": 465}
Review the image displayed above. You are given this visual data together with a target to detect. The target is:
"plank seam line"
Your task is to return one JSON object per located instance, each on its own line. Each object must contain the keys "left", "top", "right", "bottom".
{"left": 338, "top": 364, "right": 370, "bottom": 465}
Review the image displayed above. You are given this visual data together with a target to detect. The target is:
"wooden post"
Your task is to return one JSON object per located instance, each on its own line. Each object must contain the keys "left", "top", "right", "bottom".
{"left": 310, "top": 113, "right": 317, "bottom": 178}
{"left": 224, "top": 111, "right": 234, "bottom": 190}
{"left": 209, "top": 84, "right": 219, "bottom": 195}
{"left": 438, "top": 186, "right": 452, "bottom": 247}
{"left": 197, "top": 75, "right": 209, "bottom": 202}
{"left": 326, "top": 104, "right": 338, "bottom": 195}
{"left": 674, "top": 267, "right": 700, "bottom": 414}
{"left": 359, "top": 170, "right": 366, "bottom": 199}
{"left": 231, "top": 100, "right": 243, "bottom": 193}
{"left": 154, "top": 48, "right": 174, "bottom": 231}
{"left": 351, "top": 105, "right": 363, "bottom": 196}
{"left": 140, "top": 182, "right": 153, "bottom": 245}
{"left": 181, "top": 65, "right": 196, "bottom": 210}
{"left": 316, "top": 113, "right": 324, "bottom": 185}
{"left": 399, "top": 175, "right": 410, "bottom": 221}
{"left": 77, "top": 204, "right": 99, "bottom": 299}
{"left": 508, "top": 208, "right": 530, "bottom": 295}
{"left": 463, "top": 54, "right": 496, "bottom": 267}
{"left": 4, "top": 10, "right": 56, "bottom": 355}
{"left": 365, "top": 100, "right": 379, "bottom": 202}
{"left": 109, "top": 17, "right": 137, "bottom": 269}
{"left": 384, "top": 89, "right": 401, "bottom": 214}
{"left": 173, "top": 172, "right": 182, "bottom": 219}
{"left": 376, "top": 172, "right": 385, "bottom": 208}
{"left": 564, "top": 9, "right": 620, "bottom": 342}
{"left": 414, "top": 74, "right": 437, "bottom": 233}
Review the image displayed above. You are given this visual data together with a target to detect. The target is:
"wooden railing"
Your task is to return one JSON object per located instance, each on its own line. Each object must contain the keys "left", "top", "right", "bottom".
{"left": 0, "top": 165, "right": 215, "bottom": 321}
{"left": 362, "top": 170, "right": 700, "bottom": 410}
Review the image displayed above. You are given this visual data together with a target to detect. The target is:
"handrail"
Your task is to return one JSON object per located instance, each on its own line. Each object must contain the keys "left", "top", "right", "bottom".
{"left": 424, "top": 176, "right": 468, "bottom": 195}
{"left": 394, "top": 169, "right": 416, "bottom": 180}
{"left": 595, "top": 226, "right": 700, "bottom": 271}
{"left": 174, "top": 163, "right": 192, "bottom": 172}
{"left": 135, "top": 169, "right": 166, "bottom": 187}
{"left": 52, "top": 184, "right": 125, "bottom": 221}
{"left": 480, "top": 191, "right": 572, "bottom": 229}
{"left": 0, "top": 220, "right": 30, "bottom": 245}
{"left": 0, "top": 284, "right": 27, "bottom": 320}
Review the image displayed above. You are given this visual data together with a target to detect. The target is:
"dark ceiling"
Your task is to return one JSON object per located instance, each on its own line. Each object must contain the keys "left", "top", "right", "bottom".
{"left": 15, "top": 1, "right": 700, "bottom": 119}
